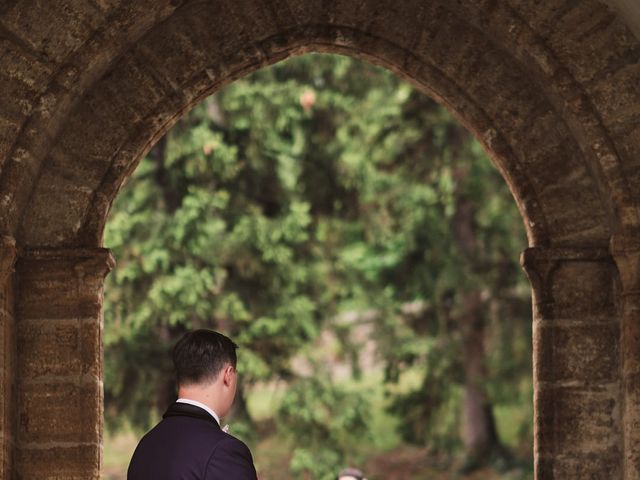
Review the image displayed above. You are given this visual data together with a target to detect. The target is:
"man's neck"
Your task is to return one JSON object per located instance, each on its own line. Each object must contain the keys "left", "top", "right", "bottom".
{"left": 176, "top": 398, "right": 221, "bottom": 425}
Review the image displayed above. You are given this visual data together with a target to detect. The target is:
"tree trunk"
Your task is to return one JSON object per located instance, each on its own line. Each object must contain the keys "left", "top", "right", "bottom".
{"left": 451, "top": 173, "right": 503, "bottom": 468}
{"left": 150, "top": 134, "right": 181, "bottom": 212}
{"left": 460, "top": 290, "right": 500, "bottom": 462}
{"left": 155, "top": 323, "right": 179, "bottom": 411}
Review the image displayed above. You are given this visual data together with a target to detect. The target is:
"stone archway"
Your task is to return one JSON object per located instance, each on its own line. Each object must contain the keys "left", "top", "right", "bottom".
{"left": 0, "top": 1, "right": 639, "bottom": 478}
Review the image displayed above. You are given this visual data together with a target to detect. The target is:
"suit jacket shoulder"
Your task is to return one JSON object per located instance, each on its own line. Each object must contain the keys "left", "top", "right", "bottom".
{"left": 127, "top": 403, "right": 257, "bottom": 480}
{"left": 206, "top": 434, "right": 257, "bottom": 480}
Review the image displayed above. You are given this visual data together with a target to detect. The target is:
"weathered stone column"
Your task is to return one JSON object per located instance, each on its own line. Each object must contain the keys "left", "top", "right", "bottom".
{"left": 611, "top": 237, "right": 640, "bottom": 480}
{"left": 14, "top": 248, "right": 114, "bottom": 479}
{"left": 0, "top": 236, "right": 17, "bottom": 479}
{"left": 522, "top": 247, "right": 622, "bottom": 479}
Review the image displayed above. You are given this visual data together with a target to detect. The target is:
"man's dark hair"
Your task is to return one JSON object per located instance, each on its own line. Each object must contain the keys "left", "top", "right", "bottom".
{"left": 337, "top": 468, "right": 365, "bottom": 480}
{"left": 172, "top": 329, "right": 238, "bottom": 386}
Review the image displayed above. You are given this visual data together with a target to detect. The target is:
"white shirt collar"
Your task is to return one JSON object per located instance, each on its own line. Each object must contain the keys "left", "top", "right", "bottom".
{"left": 176, "top": 398, "right": 221, "bottom": 426}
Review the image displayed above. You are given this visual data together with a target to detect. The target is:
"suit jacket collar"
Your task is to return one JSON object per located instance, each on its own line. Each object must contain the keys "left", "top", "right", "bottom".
{"left": 163, "top": 402, "right": 221, "bottom": 429}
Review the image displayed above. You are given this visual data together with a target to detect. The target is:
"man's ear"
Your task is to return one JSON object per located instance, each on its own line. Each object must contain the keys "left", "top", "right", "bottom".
{"left": 223, "top": 365, "right": 234, "bottom": 386}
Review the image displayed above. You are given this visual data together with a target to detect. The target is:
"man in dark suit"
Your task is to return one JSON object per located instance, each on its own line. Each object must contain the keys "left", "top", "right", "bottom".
{"left": 128, "top": 329, "right": 257, "bottom": 479}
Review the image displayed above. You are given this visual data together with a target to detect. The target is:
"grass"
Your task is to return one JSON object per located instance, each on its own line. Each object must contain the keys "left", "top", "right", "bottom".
{"left": 103, "top": 429, "right": 532, "bottom": 480}
{"left": 102, "top": 428, "right": 137, "bottom": 480}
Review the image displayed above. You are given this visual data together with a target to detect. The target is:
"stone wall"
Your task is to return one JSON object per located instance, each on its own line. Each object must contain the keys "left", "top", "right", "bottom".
{"left": 0, "top": 237, "right": 16, "bottom": 479}
{"left": 523, "top": 247, "right": 622, "bottom": 478}
{"left": 612, "top": 237, "right": 640, "bottom": 480}
{"left": 13, "top": 248, "right": 113, "bottom": 479}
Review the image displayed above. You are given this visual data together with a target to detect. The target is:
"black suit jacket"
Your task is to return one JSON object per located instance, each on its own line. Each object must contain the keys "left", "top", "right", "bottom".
{"left": 127, "top": 402, "right": 257, "bottom": 480}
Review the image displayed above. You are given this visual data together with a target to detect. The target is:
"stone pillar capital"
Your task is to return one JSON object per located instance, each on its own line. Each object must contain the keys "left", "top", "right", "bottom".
{"left": 15, "top": 247, "right": 114, "bottom": 321}
{"left": 0, "top": 236, "right": 17, "bottom": 284}
{"left": 610, "top": 235, "right": 640, "bottom": 294}
{"left": 521, "top": 245, "right": 612, "bottom": 271}
{"left": 17, "top": 247, "right": 115, "bottom": 279}
{"left": 520, "top": 246, "right": 613, "bottom": 314}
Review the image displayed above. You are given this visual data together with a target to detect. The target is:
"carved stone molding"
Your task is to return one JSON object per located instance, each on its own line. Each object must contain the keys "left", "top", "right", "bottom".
{"left": 18, "top": 247, "right": 115, "bottom": 279}
{"left": 611, "top": 235, "right": 640, "bottom": 295}
{"left": 520, "top": 246, "right": 613, "bottom": 318}
{"left": 15, "top": 247, "right": 115, "bottom": 321}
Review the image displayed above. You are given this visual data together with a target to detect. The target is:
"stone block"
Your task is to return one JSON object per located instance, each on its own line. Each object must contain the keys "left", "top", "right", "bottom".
{"left": 354, "top": 0, "right": 428, "bottom": 52}
{"left": 135, "top": 8, "right": 211, "bottom": 90}
{"left": 0, "top": 237, "right": 16, "bottom": 477}
{"left": 0, "top": 432, "right": 14, "bottom": 480}
{"left": 19, "top": 178, "right": 102, "bottom": 251}
{"left": 0, "top": 1, "right": 105, "bottom": 65}
{"left": 17, "top": 319, "right": 100, "bottom": 379}
{"left": 547, "top": 260, "right": 617, "bottom": 319}
{"left": 535, "top": 323, "right": 620, "bottom": 383}
{"left": 536, "top": 385, "right": 620, "bottom": 456}
{"left": 536, "top": 450, "right": 622, "bottom": 479}
{"left": 0, "top": 366, "right": 5, "bottom": 429}
{"left": 17, "top": 255, "right": 110, "bottom": 320}
{"left": 0, "top": 309, "right": 5, "bottom": 370}
{"left": 15, "top": 444, "right": 100, "bottom": 480}
{"left": 0, "top": 367, "right": 4, "bottom": 442}
{"left": 18, "top": 381, "right": 100, "bottom": 444}
{"left": 86, "top": 51, "right": 171, "bottom": 131}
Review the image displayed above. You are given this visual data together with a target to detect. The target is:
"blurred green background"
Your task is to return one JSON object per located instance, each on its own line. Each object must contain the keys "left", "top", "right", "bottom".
{"left": 102, "top": 54, "right": 532, "bottom": 480}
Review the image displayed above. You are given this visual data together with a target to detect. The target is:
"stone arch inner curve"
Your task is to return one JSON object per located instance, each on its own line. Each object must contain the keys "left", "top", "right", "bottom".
{"left": 9, "top": 0, "right": 626, "bottom": 250}
{"left": 80, "top": 32, "right": 555, "bottom": 248}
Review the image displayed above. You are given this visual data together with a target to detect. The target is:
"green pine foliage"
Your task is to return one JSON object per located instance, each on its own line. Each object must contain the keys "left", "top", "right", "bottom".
{"left": 104, "top": 53, "right": 530, "bottom": 477}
